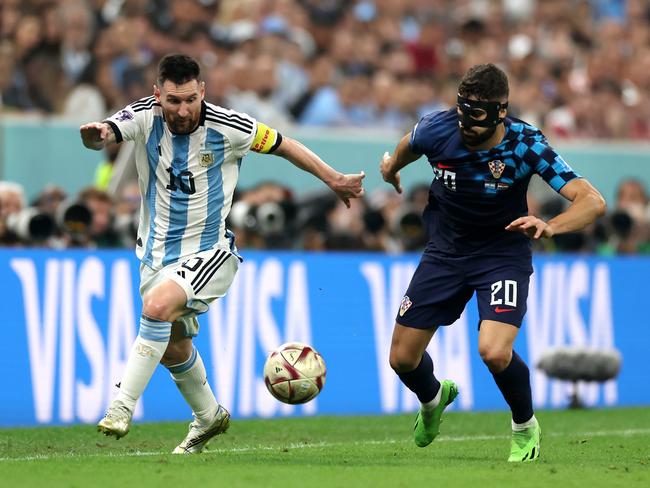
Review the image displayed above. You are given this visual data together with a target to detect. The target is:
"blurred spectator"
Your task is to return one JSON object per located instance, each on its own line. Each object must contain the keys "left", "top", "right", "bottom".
{"left": 78, "top": 187, "right": 121, "bottom": 248}
{"left": 0, "top": 181, "right": 25, "bottom": 220}
{"left": 293, "top": 57, "right": 342, "bottom": 125}
{"left": 93, "top": 142, "right": 121, "bottom": 191}
{"left": 33, "top": 184, "right": 67, "bottom": 217}
{"left": 227, "top": 181, "right": 297, "bottom": 249}
{"left": 0, "top": 181, "right": 27, "bottom": 245}
{"left": 58, "top": 0, "right": 96, "bottom": 85}
{"left": 603, "top": 178, "right": 650, "bottom": 253}
{"left": 227, "top": 53, "right": 292, "bottom": 129}
{"left": 113, "top": 182, "right": 141, "bottom": 248}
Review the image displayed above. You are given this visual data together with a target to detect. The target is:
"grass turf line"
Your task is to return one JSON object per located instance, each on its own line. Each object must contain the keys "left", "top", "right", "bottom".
{"left": 1, "top": 408, "right": 649, "bottom": 488}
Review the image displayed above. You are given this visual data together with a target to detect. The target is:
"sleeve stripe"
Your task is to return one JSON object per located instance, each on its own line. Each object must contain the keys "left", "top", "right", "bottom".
{"left": 205, "top": 116, "right": 253, "bottom": 134}
{"left": 205, "top": 106, "right": 252, "bottom": 123}
{"left": 132, "top": 101, "right": 160, "bottom": 113}
{"left": 219, "top": 111, "right": 253, "bottom": 126}
{"left": 205, "top": 112, "right": 253, "bottom": 131}
{"left": 103, "top": 120, "right": 123, "bottom": 143}
{"left": 205, "top": 108, "right": 253, "bottom": 129}
{"left": 131, "top": 96, "right": 156, "bottom": 109}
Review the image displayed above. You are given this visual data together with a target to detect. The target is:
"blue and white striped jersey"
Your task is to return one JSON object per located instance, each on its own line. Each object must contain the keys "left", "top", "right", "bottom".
{"left": 105, "top": 97, "right": 256, "bottom": 269}
{"left": 409, "top": 108, "right": 580, "bottom": 256}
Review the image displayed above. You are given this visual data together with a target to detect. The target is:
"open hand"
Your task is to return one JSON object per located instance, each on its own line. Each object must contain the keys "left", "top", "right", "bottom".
{"left": 331, "top": 171, "right": 365, "bottom": 208}
{"left": 506, "top": 216, "right": 554, "bottom": 239}
{"left": 380, "top": 151, "right": 402, "bottom": 194}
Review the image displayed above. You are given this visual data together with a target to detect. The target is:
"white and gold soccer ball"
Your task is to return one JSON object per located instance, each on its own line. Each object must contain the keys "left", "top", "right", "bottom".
{"left": 263, "top": 342, "right": 326, "bottom": 404}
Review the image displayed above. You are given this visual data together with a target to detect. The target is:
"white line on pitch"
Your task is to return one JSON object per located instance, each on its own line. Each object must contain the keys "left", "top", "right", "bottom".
{"left": 1, "top": 428, "right": 649, "bottom": 463}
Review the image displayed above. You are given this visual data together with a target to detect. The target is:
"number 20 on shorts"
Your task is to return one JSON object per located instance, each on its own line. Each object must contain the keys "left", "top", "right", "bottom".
{"left": 490, "top": 280, "right": 518, "bottom": 306}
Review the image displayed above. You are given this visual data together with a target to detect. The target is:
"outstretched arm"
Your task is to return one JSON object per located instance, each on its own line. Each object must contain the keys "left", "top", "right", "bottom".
{"left": 380, "top": 133, "right": 421, "bottom": 194}
{"left": 506, "top": 178, "right": 607, "bottom": 239}
{"left": 272, "top": 136, "right": 365, "bottom": 208}
{"left": 80, "top": 122, "right": 116, "bottom": 150}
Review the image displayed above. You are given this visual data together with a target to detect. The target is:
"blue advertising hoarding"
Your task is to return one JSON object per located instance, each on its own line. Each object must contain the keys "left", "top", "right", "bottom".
{"left": 1, "top": 249, "right": 648, "bottom": 427}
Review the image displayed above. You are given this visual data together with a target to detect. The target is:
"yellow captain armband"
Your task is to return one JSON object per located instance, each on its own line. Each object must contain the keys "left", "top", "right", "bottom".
{"left": 251, "top": 122, "right": 282, "bottom": 154}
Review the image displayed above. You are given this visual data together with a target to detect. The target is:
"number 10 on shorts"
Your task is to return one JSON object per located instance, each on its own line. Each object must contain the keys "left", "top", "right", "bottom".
{"left": 490, "top": 280, "right": 517, "bottom": 306}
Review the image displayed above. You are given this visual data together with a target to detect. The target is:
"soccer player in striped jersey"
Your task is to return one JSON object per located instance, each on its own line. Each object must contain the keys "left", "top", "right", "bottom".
{"left": 380, "top": 64, "right": 606, "bottom": 462}
{"left": 80, "top": 54, "right": 365, "bottom": 453}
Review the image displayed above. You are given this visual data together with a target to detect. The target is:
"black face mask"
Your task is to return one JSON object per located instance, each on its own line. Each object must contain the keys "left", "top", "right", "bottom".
{"left": 456, "top": 95, "right": 508, "bottom": 129}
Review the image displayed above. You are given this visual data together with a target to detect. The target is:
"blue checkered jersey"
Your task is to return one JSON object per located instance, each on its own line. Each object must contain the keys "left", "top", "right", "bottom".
{"left": 409, "top": 108, "right": 579, "bottom": 256}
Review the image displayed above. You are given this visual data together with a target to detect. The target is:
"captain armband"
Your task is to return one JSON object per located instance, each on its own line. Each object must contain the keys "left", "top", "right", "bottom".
{"left": 251, "top": 122, "right": 283, "bottom": 154}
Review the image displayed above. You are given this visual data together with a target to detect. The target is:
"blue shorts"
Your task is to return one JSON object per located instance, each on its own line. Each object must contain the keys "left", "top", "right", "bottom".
{"left": 396, "top": 252, "right": 533, "bottom": 329}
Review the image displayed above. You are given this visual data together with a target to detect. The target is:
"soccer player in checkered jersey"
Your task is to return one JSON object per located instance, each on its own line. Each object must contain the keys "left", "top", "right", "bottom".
{"left": 80, "top": 54, "right": 365, "bottom": 453}
{"left": 380, "top": 64, "right": 605, "bottom": 462}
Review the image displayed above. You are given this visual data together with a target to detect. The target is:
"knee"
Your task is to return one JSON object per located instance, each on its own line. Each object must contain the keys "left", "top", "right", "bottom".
{"left": 479, "top": 345, "right": 511, "bottom": 373}
{"left": 389, "top": 349, "right": 421, "bottom": 374}
{"left": 142, "top": 293, "right": 174, "bottom": 322}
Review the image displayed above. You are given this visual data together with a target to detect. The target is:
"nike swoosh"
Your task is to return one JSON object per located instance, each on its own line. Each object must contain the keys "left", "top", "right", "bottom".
{"left": 494, "top": 307, "right": 516, "bottom": 313}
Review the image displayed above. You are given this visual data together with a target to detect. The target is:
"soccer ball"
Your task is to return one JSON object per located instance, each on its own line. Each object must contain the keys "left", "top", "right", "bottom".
{"left": 263, "top": 342, "right": 326, "bottom": 404}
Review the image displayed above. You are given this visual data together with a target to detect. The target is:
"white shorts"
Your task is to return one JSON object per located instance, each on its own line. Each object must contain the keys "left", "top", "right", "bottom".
{"left": 139, "top": 246, "right": 240, "bottom": 337}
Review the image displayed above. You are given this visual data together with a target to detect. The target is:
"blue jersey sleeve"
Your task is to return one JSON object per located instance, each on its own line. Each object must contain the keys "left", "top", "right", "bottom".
{"left": 519, "top": 135, "right": 580, "bottom": 192}
{"left": 409, "top": 117, "right": 428, "bottom": 155}
{"left": 408, "top": 110, "right": 452, "bottom": 157}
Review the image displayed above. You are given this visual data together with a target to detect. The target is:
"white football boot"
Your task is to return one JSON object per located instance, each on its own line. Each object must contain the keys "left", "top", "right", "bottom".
{"left": 97, "top": 404, "right": 133, "bottom": 439}
{"left": 172, "top": 405, "right": 231, "bottom": 454}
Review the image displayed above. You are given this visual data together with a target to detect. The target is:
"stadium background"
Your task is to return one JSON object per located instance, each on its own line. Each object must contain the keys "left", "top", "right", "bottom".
{"left": 1, "top": 0, "right": 649, "bottom": 427}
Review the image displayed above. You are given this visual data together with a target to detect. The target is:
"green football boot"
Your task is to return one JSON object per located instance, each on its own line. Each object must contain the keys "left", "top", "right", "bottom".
{"left": 508, "top": 419, "right": 541, "bottom": 462}
{"left": 413, "top": 380, "right": 459, "bottom": 447}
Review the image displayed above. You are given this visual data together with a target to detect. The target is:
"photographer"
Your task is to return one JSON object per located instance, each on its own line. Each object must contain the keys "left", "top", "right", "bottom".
{"left": 228, "top": 182, "right": 298, "bottom": 249}
{"left": 77, "top": 187, "right": 121, "bottom": 248}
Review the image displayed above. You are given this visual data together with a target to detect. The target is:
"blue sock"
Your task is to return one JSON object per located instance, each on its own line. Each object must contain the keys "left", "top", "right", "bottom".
{"left": 397, "top": 352, "right": 441, "bottom": 403}
{"left": 491, "top": 350, "right": 534, "bottom": 424}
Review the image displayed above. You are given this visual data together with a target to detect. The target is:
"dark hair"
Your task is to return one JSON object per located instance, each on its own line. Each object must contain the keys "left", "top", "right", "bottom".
{"left": 458, "top": 63, "right": 509, "bottom": 101}
{"left": 79, "top": 187, "right": 113, "bottom": 205}
{"left": 157, "top": 54, "right": 201, "bottom": 85}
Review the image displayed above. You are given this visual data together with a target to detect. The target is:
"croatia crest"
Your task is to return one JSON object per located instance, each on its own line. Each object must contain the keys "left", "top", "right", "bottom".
{"left": 488, "top": 160, "right": 505, "bottom": 179}
{"left": 399, "top": 295, "right": 412, "bottom": 317}
{"left": 199, "top": 149, "right": 215, "bottom": 167}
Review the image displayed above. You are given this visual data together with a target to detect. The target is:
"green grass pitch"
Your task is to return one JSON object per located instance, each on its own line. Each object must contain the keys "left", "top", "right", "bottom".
{"left": 1, "top": 408, "right": 649, "bottom": 487}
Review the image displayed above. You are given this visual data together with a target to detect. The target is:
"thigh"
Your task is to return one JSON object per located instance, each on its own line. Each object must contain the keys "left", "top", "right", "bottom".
{"left": 397, "top": 253, "right": 473, "bottom": 329}
{"left": 139, "top": 264, "right": 188, "bottom": 320}
{"left": 478, "top": 319, "right": 520, "bottom": 354}
{"left": 166, "top": 246, "right": 239, "bottom": 316}
{"left": 472, "top": 263, "right": 532, "bottom": 328}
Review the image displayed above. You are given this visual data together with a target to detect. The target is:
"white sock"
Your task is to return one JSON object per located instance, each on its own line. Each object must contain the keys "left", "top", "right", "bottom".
{"left": 512, "top": 414, "right": 537, "bottom": 431}
{"left": 113, "top": 316, "right": 171, "bottom": 412}
{"left": 168, "top": 347, "right": 218, "bottom": 424}
{"left": 421, "top": 384, "right": 443, "bottom": 413}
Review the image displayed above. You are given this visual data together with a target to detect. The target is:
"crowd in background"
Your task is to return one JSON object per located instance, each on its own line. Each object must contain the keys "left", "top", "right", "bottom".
{"left": 3, "top": 0, "right": 650, "bottom": 136}
{"left": 1, "top": 0, "right": 650, "bottom": 253}
{"left": 1, "top": 176, "right": 649, "bottom": 254}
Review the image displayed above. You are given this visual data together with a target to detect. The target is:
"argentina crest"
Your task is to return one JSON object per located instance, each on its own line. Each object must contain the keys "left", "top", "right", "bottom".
{"left": 199, "top": 149, "right": 215, "bottom": 168}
